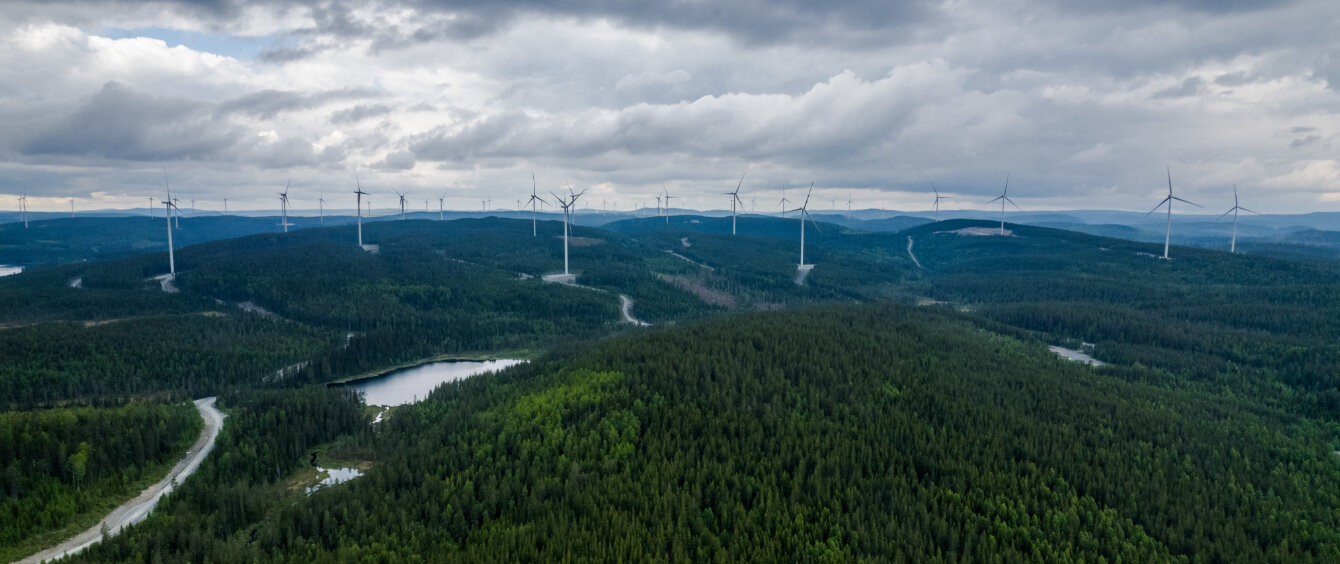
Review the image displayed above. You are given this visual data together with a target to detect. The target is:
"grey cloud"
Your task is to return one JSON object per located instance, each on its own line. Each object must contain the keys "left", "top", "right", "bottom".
{"left": 331, "top": 104, "right": 393, "bottom": 124}
{"left": 1215, "top": 72, "right": 1252, "bottom": 86}
{"left": 1153, "top": 77, "right": 1204, "bottom": 98}
{"left": 1290, "top": 135, "right": 1320, "bottom": 149}
{"left": 22, "top": 82, "right": 242, "bottom": 161}
{"left": 373, "top": 150, "right": 416, "bottom": 170}
{"left": 217, "top": 88, "right": 378, "bottom": 119}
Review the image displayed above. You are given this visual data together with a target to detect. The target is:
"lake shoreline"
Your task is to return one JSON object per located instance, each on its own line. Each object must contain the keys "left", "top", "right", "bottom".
{"left": 326, "top": 350, "right": 534, "bottom": 386}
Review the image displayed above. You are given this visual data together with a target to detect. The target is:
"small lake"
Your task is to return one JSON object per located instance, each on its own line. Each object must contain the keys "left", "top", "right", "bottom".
{"left": 306, "top": 466, "right": 363, "bottom": 495}
{"left": 345, "top": 359, "right": 525, "bottom": 406}
{"left": 0, "top": 265, "right": 22, "bottom": 277}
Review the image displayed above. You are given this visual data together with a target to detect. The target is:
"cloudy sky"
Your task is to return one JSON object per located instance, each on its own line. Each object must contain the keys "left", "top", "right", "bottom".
{"left": 2, "top": 0, "right": 1338, "bottom": 214}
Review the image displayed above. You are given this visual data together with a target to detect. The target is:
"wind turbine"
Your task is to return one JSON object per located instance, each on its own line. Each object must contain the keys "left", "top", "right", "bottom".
{"left": 655, "top": 194, "right": 663, "bottom": 218}
{"left": 986, "top": 175, "right": 1020, "bottom": 235}
{"left": 161, "top": 174, "right": 179, "bottom": 275}
{"left": 846, "top": 192, "right": 854, "bottom": 220}
{"left": 1146, "top": 167, "right": 1201, "bottom": 260}
{"left": 931, "top": 183, "right": 951, "bottom": 220}
{"left": 70, "top": 197, "right": 75, "bottom": 218}
{"left": 550, "top": 188, "right": 586, "bottom": 276}
{"left": 18, "top": 192, "right": 27, "bottom": 228}
{"left": 437, "top": 194, "right": 446, "bottom": 220}
{"left": 1218, "top": 184, "right": 1257, "bottom": 254}
{"left": 395, "top": 190, "right": 408, "bottom": 220}
{"left": 148, "top": 197, "right": 155, "bottom": 219}
{"left": 525, "top": 173, "right": 548, "bottom": 236}
{"left": 785, "top": 183, "right": 821, "bottom": 269}
{"left": 662, "top": 187, "right": 674, "bottom": 223}
{"left": 318, "top": 193, "right": 326, "bottom": 224}
{"left": 778, "top": 186, "right": 792, "bottom": 219}
{"left": 223, "top": 198, "right": 228, "bottom": 215}
{"left": 172, "top": 197, "right": 180, "bottom": 229}
{"left": 354, "top": 172, "right": 369, "bottom": 247}
{"left": 725, "top": 173, "right": 745, "bottom": 235}
{"left": 279, "top": 181, "right": 292, "bottom": 233}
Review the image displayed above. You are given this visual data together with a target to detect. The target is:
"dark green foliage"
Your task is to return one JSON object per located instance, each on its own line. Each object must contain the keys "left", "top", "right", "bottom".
{"left": 71, "top": 387, "right": 366, "bottom": 563}
{"left": 70, "top": 305, "right": 1340, "bottom": 562}
{"left": 0, "top": 315, "right": 338, "bottom": 408}
{"left": 0, "top": 401, "right": 200, "bottom": 561}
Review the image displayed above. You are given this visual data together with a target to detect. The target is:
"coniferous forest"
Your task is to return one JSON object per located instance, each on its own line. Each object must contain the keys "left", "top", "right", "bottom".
{"left": 1, "top": 215, "right": 1339, "bottom": 562}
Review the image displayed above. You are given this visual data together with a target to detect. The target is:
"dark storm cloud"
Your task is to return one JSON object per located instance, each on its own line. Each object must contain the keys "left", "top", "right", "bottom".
{"left": 22, "top": 81, "right": 243, "bottom": 161}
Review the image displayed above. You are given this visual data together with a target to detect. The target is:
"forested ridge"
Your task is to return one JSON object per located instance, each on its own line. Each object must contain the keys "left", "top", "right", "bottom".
{"left": 0, "top": 402, "right": 200, "bottom": 561}
{"left": 1, "top": 217, "right": 1339, "bottom": 561}
{"left": 66, "top": 305, "right": 1340, "bottom": 562}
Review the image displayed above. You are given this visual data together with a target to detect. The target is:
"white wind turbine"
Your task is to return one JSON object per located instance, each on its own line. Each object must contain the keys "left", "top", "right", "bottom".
{"left": 786, "top": 183, "right": 820, "bottom": 270}
{"left": 778, "top": 186, "right": 792, "bottom": 219}
{"left": 395, "top": 190, "right": 408, "bottom": 220}
{"left": 1146, "top": 167, "right": 1201, "bottom": 260}
{"left": 318, "top": 193, "right": 327, "bottom": 224}
{"left": 1218, "top": 184, "right": 1258, "bottom": 254}
{"left": 279, "top": 181, "right": 293, "bottom": 233}
{"left": 931, "top": 183, "right": 951, "bottom": 220}
{"left": 354, "top": 172, "right": 369, "bottom": 247}
{"left": 148, "top": 197, "right": 155, "bottom": 220}
{"left": 18, "top": 192, "right": 28, "bottom": 228}
{"left": 438, "top": 194, "right": 446, "bottom": 220}
{"left": 525, "top": 173, "right": 548, "bottom": 236}
{"left": 725, "top": 173, "right": 745, "bottom": 235}
{"left": 846, "top": 192, "right": 854, "bottom": 220}
{"left": 662, "top": 187, "right": 674, "bottom": 223}
{"left": 161, "top": 173, "right": 180, "bottom": 275}
{"left": 986, "top": 175, "right": 1020, "bottom": 235}
{"left": 550, "top": 188, "right": 586, "bottom": 276}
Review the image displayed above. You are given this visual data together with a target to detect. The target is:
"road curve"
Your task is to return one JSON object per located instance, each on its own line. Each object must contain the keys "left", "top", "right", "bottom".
{"left": 19, "top": 397, "right": 226, "bottom": 564}
{"left": 619, "top": 295, "right": 650, "bottom": 326}
{"left": 906, "top": 236, "right": 923, "bottom": 269}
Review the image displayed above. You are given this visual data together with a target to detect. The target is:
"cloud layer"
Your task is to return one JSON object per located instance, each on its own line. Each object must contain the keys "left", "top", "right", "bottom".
{"left": 0, "top": 0, "right": 1337, "bottom": 213}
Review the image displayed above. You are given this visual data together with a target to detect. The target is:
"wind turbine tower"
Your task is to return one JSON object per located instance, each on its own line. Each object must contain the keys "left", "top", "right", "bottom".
{"left": 778, "top": 186, "right": 791, "bottom": 219}
{"left": 1146, "top": 167, "right": 1201, "bottom": 259}
{"left": 354, "top": 173, "right": 369, "bottom": 247}
{"left": 725, "top": 173, "right": 745, "bottom": 235}
{"left": 318, "top": 194, "right": 327, "bottom": 224}
{"left": 931, "top": 184, "right": 952, "bottom": 220}
{"left": 525, "top": 173, "right": 547, "bottom": 236}
{"left": 438, "top": 194, "right": 446, "bottom": 220}
{"left": 549, "top": 188, "right": 586, "bottom": 277}
{"left": 986, "top": 175, "right": 1020, "bottom": 235}
{"left": 279, "top": 181, "right": 292, "bottom": 233}
{"left": 18, "top": 193, "right": 27, "bottom": 228}
{"left": 785, "top": 183, "right": 820, "bottom": 270}
{"left": 662, "top": 187, "right": 674, "bottom": 224}
{"left": 1219, "top": 184, "right": 1258, "bottom": 254}
{"left": 395, "top": 191, "right": 408, "bottom": 220}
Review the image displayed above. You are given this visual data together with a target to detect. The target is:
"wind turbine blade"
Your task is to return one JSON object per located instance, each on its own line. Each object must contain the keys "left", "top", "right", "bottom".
{"left": 1167, "top": 166, "right": 1173, "bottom": 195}
{"left": 736, "top": 172, "right": 746, "bottom": 193}
{"left": 802, "top": 182, "right": 813, "bottom": 207}
{"left": 986, "top": 196, "right": 1004, "bottom": 204}
{"left": 1218, "top": 208, "right": 1235, "bottom": 220}
{"left": 1171, "top": 196, "right": 1201, "bottom": 208}
{"left": 1005, "top": 197, "right": 1021, "bottom": 210}
{"left": 1004, "top": 174, "right": 1010, "bottom": 195}
{"left": 1239, "top": 207, "right": 1260, "bottom": 214}
{"left": 1145, "top": 196, "right": 1171, "bottom": 216}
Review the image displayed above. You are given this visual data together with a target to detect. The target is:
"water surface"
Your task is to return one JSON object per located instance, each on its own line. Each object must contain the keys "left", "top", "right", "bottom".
{"left": 0, "top": 265, "right": 22, "bottom": 277}
{"left": 347, "top": 359, "right": 524, "bottom": 406}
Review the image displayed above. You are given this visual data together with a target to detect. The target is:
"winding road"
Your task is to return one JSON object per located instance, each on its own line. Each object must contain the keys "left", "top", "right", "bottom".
{"left": 20, "top": 398, "right": 226, "bottom": 564}
{"left": 619, "top": 295, "right": 650, "bottom": 326}
{"left": 906, "top": 236, "right": 923, "bottom": 269}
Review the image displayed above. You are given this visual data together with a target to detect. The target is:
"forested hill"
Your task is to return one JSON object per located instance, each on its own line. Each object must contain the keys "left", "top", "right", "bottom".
{"left": 75, "top": 305, "right": 1340, "bottom": 562}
